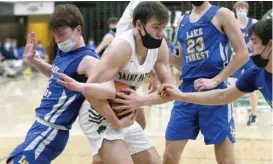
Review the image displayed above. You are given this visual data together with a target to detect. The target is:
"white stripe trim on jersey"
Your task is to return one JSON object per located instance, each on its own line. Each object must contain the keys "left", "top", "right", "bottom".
{"left": 225, "top": 43, "right": 229, "bottom": 62}
{"left": 36, "top": 117, "right": 68, "bottom": 130}
{"left": 226, "top": 81, "right": 233, "bottom": 122}
{"left": 24, "top": 127, "right": 52, "bottom": 151}
{"left": 228, "top": 100, "right": 233, "bottom": 122}
{"left": 49, "top": 95, "right": 77, "bottom": 123}
{"left": 35, "top": 129, "right": 58, "bottom": 160}
{"left": 219, "top": 42, "right": 227, "bottom": 68}
{"left": 44, "top": 91, "right": 67, "bottom": 122}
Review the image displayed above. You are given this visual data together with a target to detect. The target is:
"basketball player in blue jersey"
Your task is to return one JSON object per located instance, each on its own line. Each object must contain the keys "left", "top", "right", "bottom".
{"left": 158, "top": 2, "right": 249, "bottom": 164}
{"left": 229, "top": 1, "right": 259, "bottom": 126}
{"left": 95, "top": 17, "right": 119, "bottom": 54}
{"left": 6, "top": 4, "right": 135, "bottom": 164}
{"left": 159, "top": 18, "right": 272, "bottom": 138}
{"left": 57, "top": 2, "right": 174, "bottom": 164}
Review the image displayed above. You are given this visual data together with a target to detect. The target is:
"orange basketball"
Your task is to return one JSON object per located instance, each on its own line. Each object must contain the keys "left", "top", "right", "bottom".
{"left": 109, "top": 81, "right": 131, "bottom": 118}
{"left": 114, "top": 81, "right": 129, "bottom": 92}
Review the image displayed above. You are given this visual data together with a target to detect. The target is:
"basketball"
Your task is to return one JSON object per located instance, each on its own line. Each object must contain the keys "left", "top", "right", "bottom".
{"left": 108, "top": 81, "right": 132, "bottom": 118}
{"left": 114, "top": 81, "right": 129, "bottom": 92}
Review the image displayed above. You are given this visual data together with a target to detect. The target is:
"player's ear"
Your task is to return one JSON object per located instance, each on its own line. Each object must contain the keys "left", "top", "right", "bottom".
{"left": 75, "top": 25, "right": 82, "bottom": 35}
{"left": 136, "top": 20, "right": 142, "bottom": 30}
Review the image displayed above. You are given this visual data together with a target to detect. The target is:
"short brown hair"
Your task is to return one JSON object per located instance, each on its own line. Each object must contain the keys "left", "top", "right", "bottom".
{"left": 49, "top": 4, "right": 84, "bottom": 30}
{"left": 234, "top": 1, "right": 249, "bottom": 11}
{"left": 107, "top": 17, "right": 119, "bottom": 26}
{"left": 133, "top": 1, "right": 169, "bottom": 26}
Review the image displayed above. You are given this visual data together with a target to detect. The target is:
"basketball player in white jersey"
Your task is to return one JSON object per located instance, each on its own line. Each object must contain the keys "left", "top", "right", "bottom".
{"left": 57, "top": 1, "right": 174, "bottom": 164}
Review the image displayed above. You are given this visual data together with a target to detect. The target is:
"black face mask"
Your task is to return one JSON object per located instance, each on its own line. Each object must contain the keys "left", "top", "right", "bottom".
{"left": 138, "top": 23, "right": 162, "bottom": 49}
{"left": 251, "top": 45, "right": 271, "bottom": 68}
{"left": 110, "top": 28, "right": 116, "bottom": 33}
{"left": 191, "top": 1, "right": 204, "bottom": 6}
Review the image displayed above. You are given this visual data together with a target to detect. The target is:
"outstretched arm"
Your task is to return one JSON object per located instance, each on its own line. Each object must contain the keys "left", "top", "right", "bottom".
{"left": 24, "top": 33, "right": 52, "bottom": 78}
{"left": 56, "top": 54, "right": 135, "bottom": 128}
{"left": 159, "top": 84, "right": 246, "bottom": 105}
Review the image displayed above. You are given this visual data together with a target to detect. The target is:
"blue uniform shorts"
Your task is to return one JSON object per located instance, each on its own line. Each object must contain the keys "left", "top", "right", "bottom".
{"left": 166, "top": 80, "right": 235, "bottom": 145}
{"left": 7, "top": 121, "right": 69, "bottom": 164}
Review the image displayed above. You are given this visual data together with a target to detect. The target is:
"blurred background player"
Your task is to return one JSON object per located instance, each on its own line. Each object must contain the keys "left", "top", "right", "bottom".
{"left": 88, "top": 38, "right": 97, "bottom": 50}
{"left": 95, "top": 17, "right": 119, "bottom": 55}
{"left": 228, "top": 1, "right": 259, "bottom": 126}
{"left": 0, "top": 38, "right": 23, "bottom": 77}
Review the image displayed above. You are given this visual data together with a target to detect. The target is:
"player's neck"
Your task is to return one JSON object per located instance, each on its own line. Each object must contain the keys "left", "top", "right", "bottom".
{"left": 133, "top": 28, "right": 148, "bottom": 58}
{"left": 72, "top": 36, "right": 85, "bottom": 51}
{"left": 265, "top": 59, "right": 272, "bottom": 73}
{"left": 192, "top": 2, "right": 211, "bottom": 14}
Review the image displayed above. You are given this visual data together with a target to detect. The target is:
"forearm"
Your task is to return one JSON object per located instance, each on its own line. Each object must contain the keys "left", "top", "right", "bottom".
{"left": 139, "top": 91, "right": 172, "bottom": 107}
{"left": 85, "top": 95, "right": 120, "bottom": 127}
{"left": 176, "top": 89, "right": 238, "bottom": 105}
{"left": 28, "top": 58, "right": 52, "bottom": 77}
{"left": 213, "top": 51, "right": 248, "bottom": 84}
{"left": 82, "top": 81, "right": 116, "bottom": 100}
{"left": 95, "top": 42, "right": 107, "bottom": 54}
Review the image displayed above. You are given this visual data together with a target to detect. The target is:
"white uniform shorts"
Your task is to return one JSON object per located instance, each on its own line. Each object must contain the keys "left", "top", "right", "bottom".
{"left": 78, "top": 100, "right": 153, "bottom": 157}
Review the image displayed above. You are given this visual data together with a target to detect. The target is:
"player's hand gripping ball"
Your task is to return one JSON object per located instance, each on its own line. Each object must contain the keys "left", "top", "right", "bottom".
{"left": 108, "top": 81, "right": 132, "bottom": 118}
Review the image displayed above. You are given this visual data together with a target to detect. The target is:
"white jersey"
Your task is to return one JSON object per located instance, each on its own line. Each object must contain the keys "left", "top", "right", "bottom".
{"left": 113, "top": 29, "right": 158, "bottom": 89}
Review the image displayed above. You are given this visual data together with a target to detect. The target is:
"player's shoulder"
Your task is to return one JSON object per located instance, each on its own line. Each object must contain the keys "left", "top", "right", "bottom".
{"left": 102, "top": 38, "right": 133, "bottom": 61}
{"left": 242, "top": 65, "right": 263, "bottom": 78}
{"left": 104, "top": 33, "right": 115, "bottom": 40}
{"left": 216, "top": 7, "right": 233, "bottom": 17}
{"left": 247, "top": 65, "right": 262, "bottom": 72}
{"left": 79, "top": 47, "right": 99, "bottom": 58}
{"left": 177, "top": 15, "right": 186, "bottom": 27}
{"left": 110, "top": 38, "right": 131, "bottom": 51}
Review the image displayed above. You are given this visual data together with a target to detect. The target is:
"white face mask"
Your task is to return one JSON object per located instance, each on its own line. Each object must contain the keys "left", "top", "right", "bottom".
{"left": 236, "top": 11, "right": 247, "bottom": 18}
{"left": 4, "top": 42, "right": 11, "bottom": 51}
{"left": 89, "top": 41, "right": 94, "bottom": 45}
{"left": 57, "top": 31, "right": 76, "bottom": 52}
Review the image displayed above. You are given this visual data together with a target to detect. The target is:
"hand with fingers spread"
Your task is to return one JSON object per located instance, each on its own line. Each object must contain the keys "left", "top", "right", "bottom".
{"left": 194, "top": 78, "right": 219, "bottom": 92}
{"left": 54, "top": 72, "right": 85, "bottom": 92}
{"left": 158, "top": 84, "right": 181, "bottom": 101}
{"left": 24, "top": 32, "right": 37, "bottom": 64}
{"left": 110, "top": 88, "right": 142, "bottom": 117}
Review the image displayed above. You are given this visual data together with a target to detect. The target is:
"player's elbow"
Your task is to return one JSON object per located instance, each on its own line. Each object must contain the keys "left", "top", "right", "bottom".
{"left": 234, "top": 48, "right": 249, "bottom": 65}
{"left": 98, "top": 89, "right": 116, "bottom": 100}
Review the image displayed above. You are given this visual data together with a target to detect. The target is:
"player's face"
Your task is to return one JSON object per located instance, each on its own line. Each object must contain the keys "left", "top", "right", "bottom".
{"left": 139, "top": 17, "right": 167, "bottom": 39}
{"left": 109, "top": 23, "right": 117, "bottom": 29}
{"left": 236, "top": 6, "right": 248, "bottom": 14}
{"left": 52, "top": 26, "right": 79, "bottom": 44}
{"left": 250, "top": 33, "right": 272, "bottom": 59}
